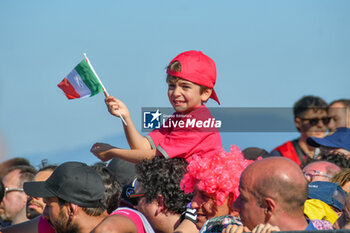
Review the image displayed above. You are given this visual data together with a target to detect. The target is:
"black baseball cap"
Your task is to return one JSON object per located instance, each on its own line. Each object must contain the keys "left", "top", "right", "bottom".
{"left": 24, "top": 161, "right": 104, "bottom": 208}
{"left": 107, "top": 158, "right": 136, "bottom": 186}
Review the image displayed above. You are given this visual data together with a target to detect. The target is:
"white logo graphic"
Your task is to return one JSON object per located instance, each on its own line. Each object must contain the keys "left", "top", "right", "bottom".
{"left": 144, "top": 109, "right": 162, "bottom": 129}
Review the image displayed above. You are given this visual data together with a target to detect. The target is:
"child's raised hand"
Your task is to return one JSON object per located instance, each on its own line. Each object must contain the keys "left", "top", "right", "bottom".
{"left": 90, "top": 143, "right": 117, "bottom": 162}
{"left": 105, "top": 96, "right": 130, "bottom": 120}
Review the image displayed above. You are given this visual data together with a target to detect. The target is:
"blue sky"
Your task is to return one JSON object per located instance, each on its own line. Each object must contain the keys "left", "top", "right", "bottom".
{"left": 0, "top": 1, "right": 349, "bottom": 167}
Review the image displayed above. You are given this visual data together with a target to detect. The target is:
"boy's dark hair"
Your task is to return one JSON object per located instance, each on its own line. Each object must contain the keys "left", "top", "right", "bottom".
{"left": 319, "top": 152, "right": 350, "bottom": 169}
{"left": 293, "top": 95, "right": 328, "bottom": 118}
{"left": 136, "top": 156, "right": 192, "bottom": 214}
{"left": 166, "top": 60, "right": 208, "bottom": 94}
{"left": 302, "top": 152, "right": 350, "bottom": 170}
{"left": 91, "top": 162, "right": 122, "bottom": 214}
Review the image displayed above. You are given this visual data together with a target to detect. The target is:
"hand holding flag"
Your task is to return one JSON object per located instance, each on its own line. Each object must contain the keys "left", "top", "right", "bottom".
{"left": 58, "top": 54, "right": 127, "bottom": 126}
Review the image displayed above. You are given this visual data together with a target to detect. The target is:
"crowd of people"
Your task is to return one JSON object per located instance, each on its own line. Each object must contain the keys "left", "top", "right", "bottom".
{"left": 0, "top": 50, "right": 349, "bottom": 233}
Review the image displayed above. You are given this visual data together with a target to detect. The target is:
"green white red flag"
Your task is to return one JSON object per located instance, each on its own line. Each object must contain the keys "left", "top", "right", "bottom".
{"left": 57, "top": 54, "right": 127, "bottom": 125}
{"left": 58, "top": 58, "right": 103, "bottom": 99}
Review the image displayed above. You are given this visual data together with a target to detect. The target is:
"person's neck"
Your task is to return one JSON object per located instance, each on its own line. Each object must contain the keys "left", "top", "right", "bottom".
{"left": 77, "top": 212, "right": 108, "bottom": 233}
{"left": 298, "top": 136, "right": 314, "bottom": 159}
{"left": 271, "top": 215, "right": 308, "bottom": 231}
{"left": 156, "top": 214, "right": 182, "bottom": 233}
{"left": 11, "top": 206, "right": 28, "bottom": 225}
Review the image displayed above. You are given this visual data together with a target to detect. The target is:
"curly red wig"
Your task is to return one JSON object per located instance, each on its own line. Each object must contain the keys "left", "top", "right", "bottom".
{"left": 180, "top": 145, "right": 254, "bottom": 206}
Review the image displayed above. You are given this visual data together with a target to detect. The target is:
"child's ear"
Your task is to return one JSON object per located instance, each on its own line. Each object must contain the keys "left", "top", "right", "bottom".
{"left": 201, "top": 88, "right": 213, "bottom": 103}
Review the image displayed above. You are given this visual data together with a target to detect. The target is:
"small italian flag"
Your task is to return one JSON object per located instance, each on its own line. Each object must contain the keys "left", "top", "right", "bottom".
{"left": 58, "top": 57, "right": 103, "bottom": 99}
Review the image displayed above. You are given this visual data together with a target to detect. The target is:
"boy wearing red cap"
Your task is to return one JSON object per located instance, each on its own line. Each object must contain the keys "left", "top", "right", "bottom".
{"left": 91, "top": 50, "right": 222, "bottom": 163}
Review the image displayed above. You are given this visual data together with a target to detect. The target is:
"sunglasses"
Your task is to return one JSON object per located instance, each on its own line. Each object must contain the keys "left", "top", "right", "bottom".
{"left": 4, "top": 187, "right": 24, "bottom": 194}
{"left": 122, "top": 185, "right": 145, "bottom": 206}
{"left": 299, "top": 117, "right": 330, "bottom": 126}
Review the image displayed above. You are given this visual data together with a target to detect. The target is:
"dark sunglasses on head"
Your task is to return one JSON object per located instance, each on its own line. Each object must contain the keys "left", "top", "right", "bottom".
{"left": 121, "top": 185, "right": 145, "bottom": 206}
{"left": 299, "top": 117, "right": 330, "bottom": 126}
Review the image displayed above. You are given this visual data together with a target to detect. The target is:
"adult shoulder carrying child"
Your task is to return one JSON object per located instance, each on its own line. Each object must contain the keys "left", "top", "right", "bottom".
{"left": 91, "top": 50, "right": 222, "bottom": 163}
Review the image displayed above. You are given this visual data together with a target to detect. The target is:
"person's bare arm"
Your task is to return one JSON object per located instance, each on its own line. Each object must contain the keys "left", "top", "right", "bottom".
{"left": 91, "top": 214, "right": 138, "bottom": 233}
{"left": 91, "top": 143, "right": 157, "bottom": 163}
{"left": 105, "top": 95, "right": 151, "bottom": 149}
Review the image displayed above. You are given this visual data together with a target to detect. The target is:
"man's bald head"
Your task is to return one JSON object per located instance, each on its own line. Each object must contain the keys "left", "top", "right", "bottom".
{"left": 242, "top": 157, "right": 308, "bottom": 215}
{"left": 303, "top": 161, "right": 340, "bottom": 183}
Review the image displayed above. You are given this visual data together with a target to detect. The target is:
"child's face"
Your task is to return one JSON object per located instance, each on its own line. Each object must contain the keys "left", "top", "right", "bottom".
{"left": 167, "top": 77, "right": 208, "bottom": 114}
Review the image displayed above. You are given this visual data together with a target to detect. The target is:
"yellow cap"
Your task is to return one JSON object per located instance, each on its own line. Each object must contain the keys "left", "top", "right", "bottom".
{"left": 304, "top": 199, "right": 339, "bottom": 224}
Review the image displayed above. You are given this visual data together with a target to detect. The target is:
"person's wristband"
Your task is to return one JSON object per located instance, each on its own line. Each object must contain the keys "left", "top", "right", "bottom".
{"left": 180, "top": 207, "right": 197, "bottom": 224}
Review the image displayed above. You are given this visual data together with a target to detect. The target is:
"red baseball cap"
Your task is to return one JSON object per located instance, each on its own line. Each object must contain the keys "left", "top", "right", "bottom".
{"left": 166, "top": 50, "right": 220, "bottom": 105}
